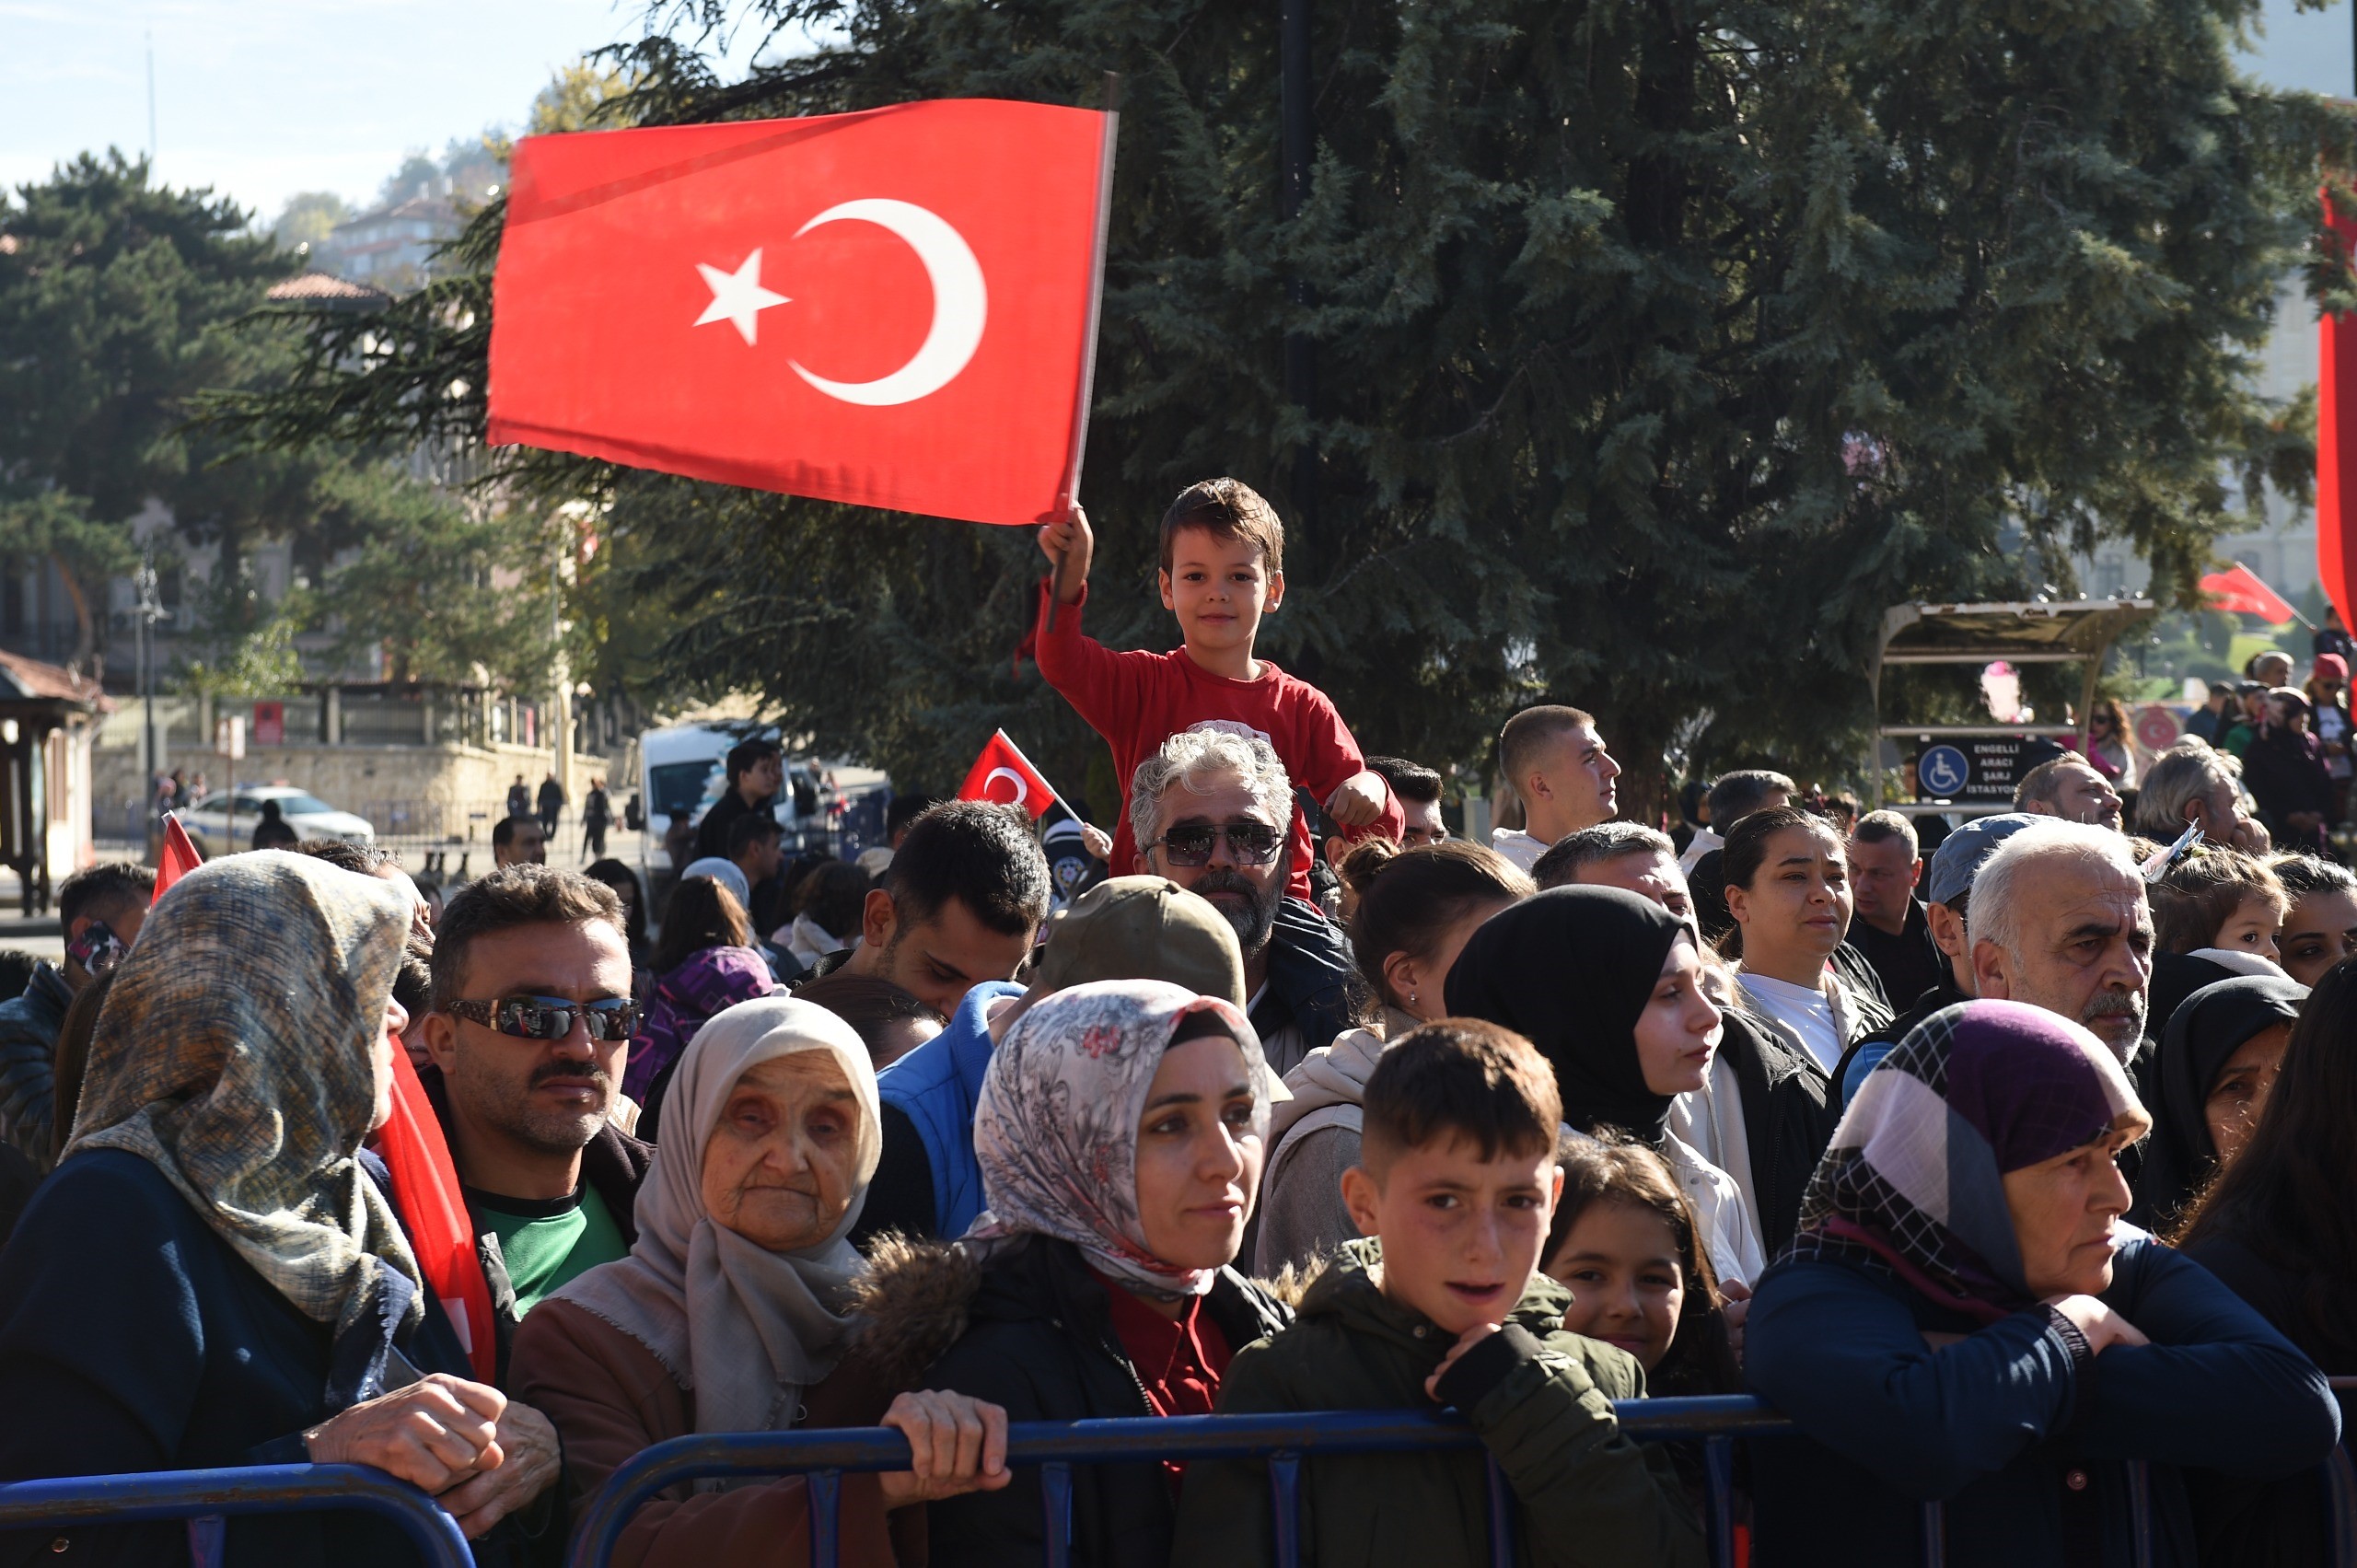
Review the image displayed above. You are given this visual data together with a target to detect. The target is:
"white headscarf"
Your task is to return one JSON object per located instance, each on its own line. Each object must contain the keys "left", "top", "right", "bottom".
{"left": 968, "top": 979, "right": 1271, "bottom": 1301}
{"left": 553, "top": 995, "right": 880, "bottom": 1434}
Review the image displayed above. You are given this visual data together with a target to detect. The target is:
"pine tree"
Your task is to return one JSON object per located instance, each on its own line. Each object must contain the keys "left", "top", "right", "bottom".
{"left": 212, "top": 0, "right": 2349, "bottom": 812}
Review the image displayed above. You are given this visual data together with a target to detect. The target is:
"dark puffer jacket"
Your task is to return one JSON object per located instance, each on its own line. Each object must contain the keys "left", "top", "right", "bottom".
{"left": 850, "top": 1232, "right": 1290, "bottom": 1568}
{"left": 1714, "top": 1010, "right": 1836, "bottom": 1256}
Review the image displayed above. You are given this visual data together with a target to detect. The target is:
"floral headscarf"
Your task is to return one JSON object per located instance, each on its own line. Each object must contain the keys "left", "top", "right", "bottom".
{"left": 1776, "top": 1000, "right": 2149, "bottom": 1323}
{"left": 970, "top": 979, "right": 1270, "bottom": 1301}
{"left": 67, "top": 852, "right": 422, "bottom": 1402}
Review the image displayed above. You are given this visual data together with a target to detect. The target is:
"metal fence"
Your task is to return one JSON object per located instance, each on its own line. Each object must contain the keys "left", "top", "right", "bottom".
{"left": 0, "top": 1462, "right": 470, "bottom": 1568}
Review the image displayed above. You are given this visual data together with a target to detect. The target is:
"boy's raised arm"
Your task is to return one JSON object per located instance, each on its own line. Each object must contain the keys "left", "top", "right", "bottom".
{"left": 1038, "top": 505, "right": 1096, "bottom": 605}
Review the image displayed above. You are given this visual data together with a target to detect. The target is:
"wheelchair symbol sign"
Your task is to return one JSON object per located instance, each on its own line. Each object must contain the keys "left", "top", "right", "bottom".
{"left": 1919, "top": 745, "right": 1969, "bottom": 798}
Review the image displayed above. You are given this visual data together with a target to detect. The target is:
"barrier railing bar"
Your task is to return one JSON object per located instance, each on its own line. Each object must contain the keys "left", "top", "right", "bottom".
{"left": 809, "top": 1468, "right": 840, "bottom": 1568}
{"left": 1482, "top": 1453, "right": 1516, "bottom": 1568}
{"left": 2129, "top": 1460, "right": 2154, "bottom": 1568}
{"left": 1269, "top": 1454, "right": 1302, "bottom": 1568}
{"left": 1704, "top": 1434, "right": 1736, "bottom": 1568}
{"left": 0, "top": 1463, "right": 470, "bottom": 1568}
{"left": 1041, "top": 1460, "right": 1074, "bottom": 1568}
{"left": 1922, "top": 1498, "right": 1946, "bottom": 1568}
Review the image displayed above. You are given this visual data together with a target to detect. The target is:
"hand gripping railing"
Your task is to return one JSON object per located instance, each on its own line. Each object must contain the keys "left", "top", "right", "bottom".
{"left": 567, "top": 1396, "right": 1795, "bottom": 1568}
{"left": 0, "top": 1463, "right": 471, "bottom": 1568}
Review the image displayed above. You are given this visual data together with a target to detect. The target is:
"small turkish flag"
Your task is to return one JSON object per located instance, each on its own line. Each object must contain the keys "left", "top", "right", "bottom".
{"left": 155, "top": 816, "right": 203, "bottom": 900}
{"left": 487, "top": 99, "right": 1115, "bottom": 528}
{"left": 959, "top": 730, "right": 1058, "bottom": 820}
{"left": 2200, "top": 562, "right": 2298, "bottom": 624}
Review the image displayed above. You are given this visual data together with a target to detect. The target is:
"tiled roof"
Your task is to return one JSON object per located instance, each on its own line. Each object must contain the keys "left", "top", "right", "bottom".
{"left": 0, "top": 648, "right": 107, "bottom": 710}
{"left": 265, "top": 272, "right": 393, "bottom": 304}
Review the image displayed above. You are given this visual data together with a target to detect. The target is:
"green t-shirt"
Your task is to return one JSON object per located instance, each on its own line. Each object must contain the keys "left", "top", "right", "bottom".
{"left": 470, "top": 1183, "right": 629, "bottom": 1316}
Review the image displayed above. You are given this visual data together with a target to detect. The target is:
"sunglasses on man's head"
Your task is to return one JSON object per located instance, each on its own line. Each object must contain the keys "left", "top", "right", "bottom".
{"left": 1150, "top": 821, "right": 1283, "bottom": 867}
{"left": 446, "top": 995, "right": 643, "bottom": 1041}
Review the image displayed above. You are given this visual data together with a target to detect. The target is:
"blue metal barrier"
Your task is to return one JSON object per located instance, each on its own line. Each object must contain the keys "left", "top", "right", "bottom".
{"left": 0, "top": 1462, "right": 471, "bottom": 1568}
{"left": 566, "top": 1396, "right": 1805, "bottom": 1568}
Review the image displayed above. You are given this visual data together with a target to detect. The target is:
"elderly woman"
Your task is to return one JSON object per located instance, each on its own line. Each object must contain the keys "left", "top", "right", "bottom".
{"left": 0, "top": 853, "right": 557, "bottom": 1564}
{"left": 1745, "top": 1000, "right": 2340, "bottom": 1567}
{"left": 853, "top": 980, "right": 1290, "bottom": 1568}
{"left": 509, "top": 996, "right": 1009, "bottom": 1568}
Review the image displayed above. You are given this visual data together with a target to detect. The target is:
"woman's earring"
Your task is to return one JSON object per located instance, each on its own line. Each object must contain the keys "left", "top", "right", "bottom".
{"left": 1409, "top": 991, "right": 1418, "bottom": 1005}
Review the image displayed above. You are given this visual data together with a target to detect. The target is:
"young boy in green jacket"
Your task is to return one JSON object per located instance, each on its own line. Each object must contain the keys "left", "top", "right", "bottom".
{"left": 1170, "top": 1020, "right": 1705, "bottom": 1568}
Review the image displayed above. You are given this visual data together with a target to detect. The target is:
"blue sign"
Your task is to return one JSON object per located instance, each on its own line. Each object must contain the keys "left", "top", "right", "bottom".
{"left": 1919, "top": 744, "right": 1969, "bottom": 798}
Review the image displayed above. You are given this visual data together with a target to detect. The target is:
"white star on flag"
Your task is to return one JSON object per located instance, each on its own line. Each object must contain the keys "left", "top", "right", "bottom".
{"left": 693, "top": 249, "right": 790, "bottom": 345}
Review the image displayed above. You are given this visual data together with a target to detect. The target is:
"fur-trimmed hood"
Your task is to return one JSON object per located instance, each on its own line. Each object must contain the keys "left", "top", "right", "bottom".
{"left": 843, "top": 1231, "right": 987, "bottom": 1394}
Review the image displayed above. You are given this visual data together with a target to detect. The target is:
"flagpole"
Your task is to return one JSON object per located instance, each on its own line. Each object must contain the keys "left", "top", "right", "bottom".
{"left": 1046, "top": 74, "right": 1122, "bottom": 635}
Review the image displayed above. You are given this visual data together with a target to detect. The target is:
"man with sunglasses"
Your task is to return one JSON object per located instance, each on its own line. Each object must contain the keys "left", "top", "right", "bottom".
{"left": 419, "top": 865, "right": 651, "bottom": 1385}
{"left": 1132, "top": 728, "right": 1356, "bottom": 1075}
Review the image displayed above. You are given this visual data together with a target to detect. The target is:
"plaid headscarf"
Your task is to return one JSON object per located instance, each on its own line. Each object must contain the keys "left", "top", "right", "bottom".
{"left": 969, "top": 980, "right": 1271, "bottom": 1302}
{"left": 1777, "top": 1000, "right": 2149, "bottom": 1323}
{"left": 66, "top": 852, "right": 424, "bottom": 1399}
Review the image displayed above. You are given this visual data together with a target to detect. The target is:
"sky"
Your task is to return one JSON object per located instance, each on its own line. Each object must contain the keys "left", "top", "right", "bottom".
{"left": 0, "top": 0, "right": 777, "bottom": 224}
{"left": 0, "top": 0, "right": 2351, "bottom": 229}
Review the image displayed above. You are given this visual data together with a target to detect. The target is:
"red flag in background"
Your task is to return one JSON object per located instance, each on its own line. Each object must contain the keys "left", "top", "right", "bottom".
{"left": 2200, "top": 562, "right": 2300, "bottom": 624}
{"left": 2320, "top": 192, "right": 2357, "bottom": 633}
{"left": 959, "top": 730, "right": 1059, "bottom": 820}
{"left": 487, "top": 99, "right": 1117, "bottom": 528}
{"left": 377, "top": 1050, "right": 498, "bottom": 1384}
{"left": 154, "top": 816, "right": 203, "bottom": 900}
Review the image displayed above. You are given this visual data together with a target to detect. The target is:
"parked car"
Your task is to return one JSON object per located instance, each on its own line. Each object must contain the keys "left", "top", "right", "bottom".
{"left": 174, "top": 786, "right": 376, "bottom": 857}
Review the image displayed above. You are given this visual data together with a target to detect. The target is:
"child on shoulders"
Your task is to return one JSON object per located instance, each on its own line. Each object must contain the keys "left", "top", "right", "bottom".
{"left": 1032, "top": 479, "right": 1388, "bottom": 902}
{"left": 1170, "top": 1020, "right": 1705, "bottom": 1568}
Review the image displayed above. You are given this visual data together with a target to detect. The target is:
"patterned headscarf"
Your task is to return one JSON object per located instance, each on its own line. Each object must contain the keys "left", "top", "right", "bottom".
{"left": 1777, "top": 1000, "right": 2149, "bottom": 1323}
{"left": 970, "top": 979, "right": 1270, "bottom": 1301}
{"left": 66, "top": 852, "right": 423, "bottom": 1400}
{"left": 556, "top": 995, "right": 880, "bottom": 1434}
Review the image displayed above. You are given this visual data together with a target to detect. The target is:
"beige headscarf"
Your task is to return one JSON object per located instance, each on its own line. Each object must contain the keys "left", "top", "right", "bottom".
{"left": 554, "top": 995, "right": 881, "bottom": 1434}
{"left": 67, "top": 851, "right": 423, "bottom": 1365}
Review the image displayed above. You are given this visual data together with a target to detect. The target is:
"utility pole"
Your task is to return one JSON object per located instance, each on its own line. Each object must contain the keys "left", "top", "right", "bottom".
{"left": 135, "top": 556, "right": 159, "bottom": 856}
{"left": 1280, "top": 0, "right": 1318, "bottom": 537}
{"left": 145, "top": 32, "right": 157, "bottom": 168}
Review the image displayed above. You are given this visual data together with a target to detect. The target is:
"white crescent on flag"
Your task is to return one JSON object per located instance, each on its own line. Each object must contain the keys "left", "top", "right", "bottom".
{"left": 982, "top": 765, "right": 1029, "bottom": 806}
{"left": 790, "top": 199, "right": 989, "bottom": 406}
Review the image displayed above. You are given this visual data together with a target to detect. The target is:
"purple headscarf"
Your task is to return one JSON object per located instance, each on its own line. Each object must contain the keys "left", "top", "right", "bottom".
{"left": 1779, "top": 1000, "right": 2150, "bottom": 1322}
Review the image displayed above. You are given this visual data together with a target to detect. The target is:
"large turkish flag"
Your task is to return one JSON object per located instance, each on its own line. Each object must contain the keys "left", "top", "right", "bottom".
{"left": 487, "top": 99, "right": 1114, "bottom": 528}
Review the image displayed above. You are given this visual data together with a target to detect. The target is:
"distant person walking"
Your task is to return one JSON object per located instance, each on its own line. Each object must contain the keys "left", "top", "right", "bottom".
{"left": 537, "top": 773, "right": 565, "bottom": 841}
{"left": 581, "top": 777, "right": 612, "bottom": 861}
{"left": 507, "top": 773, "right": 532, "bottom": 821}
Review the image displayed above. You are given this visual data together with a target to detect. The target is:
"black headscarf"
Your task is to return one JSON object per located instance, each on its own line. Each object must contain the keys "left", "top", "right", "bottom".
{"left": 2135, "top": 974, "right": 2305, "bottom": 1231}
{"left": 1444, "top": 886, "right": 1691, "bottom": 1142}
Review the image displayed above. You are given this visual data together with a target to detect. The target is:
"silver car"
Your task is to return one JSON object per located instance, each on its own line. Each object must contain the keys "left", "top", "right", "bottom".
{"left": 174, "top": 786, "right": 376, "bottom": 857}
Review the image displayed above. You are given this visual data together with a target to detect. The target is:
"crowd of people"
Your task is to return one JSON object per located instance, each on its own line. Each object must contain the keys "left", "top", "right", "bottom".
{"left": 0, "top": 476, "right": 2347, "bottom": 1568}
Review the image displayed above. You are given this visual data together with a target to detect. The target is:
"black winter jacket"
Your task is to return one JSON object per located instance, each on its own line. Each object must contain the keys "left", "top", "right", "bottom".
{"left": 851, "top": 1232, "right": 1291, "bottom": 1568}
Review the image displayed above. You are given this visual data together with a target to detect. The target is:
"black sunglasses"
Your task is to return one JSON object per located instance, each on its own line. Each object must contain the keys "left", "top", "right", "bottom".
{"left": 447, "top": 995, "right": 643, "bottom": 1042}
{"left": 1148, "top": 821, "right": 1283, "bottom": 867}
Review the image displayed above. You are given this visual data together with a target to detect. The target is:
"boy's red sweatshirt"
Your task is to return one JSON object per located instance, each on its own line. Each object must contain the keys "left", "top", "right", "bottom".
{"left": 1030, "top": 581, "right": 1364, "bottom": 902}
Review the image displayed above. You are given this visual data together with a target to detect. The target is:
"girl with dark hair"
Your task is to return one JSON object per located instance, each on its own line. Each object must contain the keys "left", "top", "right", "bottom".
{"left": 1721, "top": 807, "right": 1891, "bottom": 1077}
{"left": 2149, "top": 847, "right": 2287, "bottom": 963}
{"left": 2266, "top": 853, "right": 2357, "bottom": 985}
{"left": 1255, "top": 841, "right": 1530, "bottom": 1272}
{"left": 2176, "top": 960, "right": 2357, "bottom": 1564}
{"left": 1446, "top": 885, "right": 1768, "bottom": 1288}
{"left": 627, "top": 877, "right": 774, "bottom": 1121}
{"left": 784, "top": 861, "right": 874, "bottom": 971}
{"left": 1542, "top": 1131, "right": 1741, "bottom": 1396}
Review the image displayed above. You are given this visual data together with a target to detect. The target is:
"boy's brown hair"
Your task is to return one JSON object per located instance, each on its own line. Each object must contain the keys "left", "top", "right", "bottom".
{"left": 1361, "top": 1018, "right": 1561, "bottom": 1177}
{"left": 1159, "top": 478, "right": 1285, "bottom": 576}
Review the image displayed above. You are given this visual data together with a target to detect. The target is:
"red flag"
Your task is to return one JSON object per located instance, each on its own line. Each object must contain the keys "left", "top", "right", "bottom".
{"left": 154, "top": 816, "right": 203, "bottom": 901}
{"left": 376, "top": 1049, "right": 498, "bottom": 1385}
{"left": 958, "top": 730, "right": 1058, "bottom": 820}
{"left": 2200, "top": 562, "right": 2299, "bottom": 624}
{"left": 487, "top": 99, "right": 1117, "bottom": 528}
{"left": 2323, "top": 192, "right": 2357, "bottom": 633}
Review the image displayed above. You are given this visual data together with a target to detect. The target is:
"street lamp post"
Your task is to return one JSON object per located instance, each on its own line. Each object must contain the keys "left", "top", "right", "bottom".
{"left": 134, "top": 557, "right": 160, "bottom": 843}
{"left": 1280, "top": 0, "right": 1317, "bottom": 535}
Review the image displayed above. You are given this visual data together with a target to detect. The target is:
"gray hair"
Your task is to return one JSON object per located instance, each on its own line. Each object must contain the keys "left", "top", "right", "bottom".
{"left": 1129, "top": 727, "right": 1295, "bottom": 853}
{"left": 1708, "top": 769, "right": 1797, "bottom": 830}
{"left": 1529, "top": 821, "right": 1676, "bottom": 891}
{"left": 1851, "top": 809, "right": 1918, "bottom": 857}
{"left": 1968, "top": 821, "right": 2143, "bottom": 961}
{"left": 2131, "top": 740, "right": 2239, "bottom": 839}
